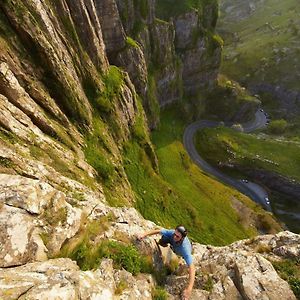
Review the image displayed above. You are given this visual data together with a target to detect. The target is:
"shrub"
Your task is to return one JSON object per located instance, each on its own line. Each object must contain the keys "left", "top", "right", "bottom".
{"left": 152, "top": 287, "right": 168, "bottom": 300}
{"left": 102, "top": 241, "right": 142, "bottom": 275}
{"left": 203, "top": 275, "right": 214, "bottom": 292}
{"left": 69, "top": 239, "right": 146, "bottom": 275}
{"left": 289, "top": 277, "right": 300, "bottom": 299}
{"left": 267, "top": 119, "right": 288, "bottom": 135}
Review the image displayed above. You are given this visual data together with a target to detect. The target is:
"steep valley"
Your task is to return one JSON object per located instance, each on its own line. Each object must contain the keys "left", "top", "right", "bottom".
{"left": 0, "top": 0, "right": 299, "bottom": 299}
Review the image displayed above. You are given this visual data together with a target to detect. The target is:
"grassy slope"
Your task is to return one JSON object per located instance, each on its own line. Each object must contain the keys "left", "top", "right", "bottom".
{"left": 219, "top": 0, "right": 300, "bottom": 90}
{"left": 123, "top": 106, "right": 281, "bottom": 246}
{"left": 195, "top": 126, "right": 300, "bottom": 181}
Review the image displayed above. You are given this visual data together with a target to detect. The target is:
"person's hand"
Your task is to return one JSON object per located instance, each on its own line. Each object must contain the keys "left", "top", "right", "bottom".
{"left": 182, "top": 287, "right": 192, "bottom": 300}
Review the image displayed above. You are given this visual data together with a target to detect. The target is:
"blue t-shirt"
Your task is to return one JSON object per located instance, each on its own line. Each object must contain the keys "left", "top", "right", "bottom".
{"left": 160, "top": 229, "right": 193, "bottom": 266}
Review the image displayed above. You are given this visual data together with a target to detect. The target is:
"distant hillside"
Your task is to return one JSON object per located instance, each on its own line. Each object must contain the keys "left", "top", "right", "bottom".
{"left": 195, "top": 126, "right": 300, "bottom": 232}
{"left": 218, "top": 0, "right": 300, "bottom": 120}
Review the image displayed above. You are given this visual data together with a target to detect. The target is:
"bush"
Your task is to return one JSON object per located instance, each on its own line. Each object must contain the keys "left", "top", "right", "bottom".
{"left": 102, "top": 241, "right": 142, "bottom": 275}
{"left": 69, "top": 239, "right": 146, "bottom": 275}
{"left": 152, "top": 287, "right": 168, "bottom": 300}
{"left": 267, "top": 119, "right": 288, "bottom": 135}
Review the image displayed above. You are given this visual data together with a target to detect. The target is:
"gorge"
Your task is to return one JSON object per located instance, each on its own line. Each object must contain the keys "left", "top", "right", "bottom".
{"left": 0, "top": 0, "right": 299, "bottom": 299}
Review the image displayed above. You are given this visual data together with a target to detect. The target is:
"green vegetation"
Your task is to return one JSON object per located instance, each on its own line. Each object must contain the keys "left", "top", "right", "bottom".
{"left": 195, "top": 126, "right": 300, "bottom": 182}
{"left": 152, "top": 287, "right": 168, "bottom": 300}
{"left": 67, "top": 239, "right": 144, "bottom": 274}
{"left": 205, "top": 75, "right": 259, "bottom": 121}
{"left": 92, "top": 66, "right": 124, "bottom": 114}
{"left": 60, "top": 215, "right": 153, "bottom": 274}
{"left": 145, "top": 71, "right": 160, "bottom": 126}
{"left": 0, "top": 157, "right": 13, "bottom": 168}
{"left": 84, "top": 118, "right": 115, "bottom": 182}
{"left": 219, "top": 0, "right": 300, "bottom": 91}
{"left": 272, "top": 259, "right": 300, "bottom": 299}
{"left": 126, "top": 36, "right": 139, "bottom": 48}
{"left": 267, "top": 119, "right": 288, "bottom": 135}
{"left": 203, "top": 275, "right": 214, "bottom": 292}
{"left": 123, "top": 105, "right": 276, "bottom": 246}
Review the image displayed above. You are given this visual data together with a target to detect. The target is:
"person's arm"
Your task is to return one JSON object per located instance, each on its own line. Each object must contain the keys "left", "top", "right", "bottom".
{"left": 183, "top": 263, "right": 195, "bottom": 300}
{"left": 138, "top": 229, "right": 161, "bottom": 240}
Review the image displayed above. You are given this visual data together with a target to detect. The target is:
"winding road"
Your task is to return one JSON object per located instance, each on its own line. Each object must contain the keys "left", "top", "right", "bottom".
{"left": 183, "top": 110, "right": 272, "bottom": 211}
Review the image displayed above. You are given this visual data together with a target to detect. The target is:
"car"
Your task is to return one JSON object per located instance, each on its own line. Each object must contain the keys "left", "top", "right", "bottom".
{"left": 241, "top": 179, "right": 248, "bottom": 183}
{"left": 264, "top": 197, "right": 270, "bottom": 204}
{"left": 260, "top": 109, "right": 264, "bottom": 112}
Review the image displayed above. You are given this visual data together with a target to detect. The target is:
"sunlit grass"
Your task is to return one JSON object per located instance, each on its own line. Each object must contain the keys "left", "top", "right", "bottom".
{"left": 123, "top": 106, "right": 271, "bottom": 245}
{"left": 219, "top": 0, "right": 300, "bottom": 90}
{"left": 195, "top": 126, "right": 300, "bottom": 181}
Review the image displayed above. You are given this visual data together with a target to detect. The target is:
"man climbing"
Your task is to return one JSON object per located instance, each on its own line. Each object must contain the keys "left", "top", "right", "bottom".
{"left": 138, "top": 225, "right": 195, "bottom": 300}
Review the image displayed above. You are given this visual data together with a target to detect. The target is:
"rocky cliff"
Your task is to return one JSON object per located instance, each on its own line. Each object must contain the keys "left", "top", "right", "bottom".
{"left": 0, "top": 0, "right": 298, "bottom": 299}
{"left": 0, "top": 174, "right": 299, "bottom": 299}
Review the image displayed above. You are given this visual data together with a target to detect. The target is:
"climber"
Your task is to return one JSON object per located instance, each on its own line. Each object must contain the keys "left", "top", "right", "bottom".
{"left": 138, "top": 225, "right": 195, "bottom": 300}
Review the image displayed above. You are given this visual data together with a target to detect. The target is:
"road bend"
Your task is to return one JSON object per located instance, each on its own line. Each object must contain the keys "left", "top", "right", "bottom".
{"left": 183, "top": 110, "right": 272, "bottom": 211}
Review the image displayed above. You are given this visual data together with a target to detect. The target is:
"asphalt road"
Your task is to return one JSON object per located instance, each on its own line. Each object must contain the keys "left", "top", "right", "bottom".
{"left": 183, "top": 110, "right": 272, "bottom": 211}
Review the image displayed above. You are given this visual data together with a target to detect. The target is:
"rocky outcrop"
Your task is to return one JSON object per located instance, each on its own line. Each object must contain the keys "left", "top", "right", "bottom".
{"left": 0, "top": 190, "right": 299, "bottom": 300}
{"left": 247, "top": 169, "right": 300, "bottom": 200}
{"left": 1, "top": 1, "right": 293, "bottom": 299}
{"left": 0, "top": 174, "right": 83, "bottom": 266}
{"left": 174, "top": 11, "right": 222, "bottom": 98}
{"left": 249, "top": 83, "right": 300, "bottom": 117}
{"left": 0, "top": 258, "right": 155, "bottom": 299}
{"left": 0, "top": 173, "right": 156, "bottom": 266}
{"left": 0, "top": 174, "right": 298, "bottom": 299}
{"left": 110, "top": 0, "right": 222, "bottom": 121}
{"left": 164, "top": 231, "right": 299, "bottom": 299}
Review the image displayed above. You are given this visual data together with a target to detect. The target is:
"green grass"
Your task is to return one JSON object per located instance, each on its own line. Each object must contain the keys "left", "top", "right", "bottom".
{"left": 195, "top": 126, "right": 300, "bottom": 181}
{"left": 272, "top": 259, "right": 300, "bottom": 299}
{"left": 59, "top": 214, "right": 152, "bottom": 274}
{"left": 84, "top": 118, "right": 115, "bottom": 182}
{"left": 219, "top": 0, "right": 300, "bottom": 91}
{"left": 123, "top": 106, "right": 272, "bottom": 246}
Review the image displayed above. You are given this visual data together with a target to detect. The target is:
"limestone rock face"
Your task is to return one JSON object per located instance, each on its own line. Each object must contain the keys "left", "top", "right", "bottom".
{"left": 174, "top": 11, "right": 221, "bottom": 97}
{"left": 163, "top": 232, "right": 298, "bottom": 300}
{"left": 0, "top": 258, "right": 155, "bottom": 300}
{"left": 151, "top": 20, "right": 182, "bottom": 107}
{"left": 0, "top": 0, "right": 142, "bottom": 204}
{"left": 0, "top": 174, "right": 83, "bottom": 266}
{"left": 95, "top": 0, "right": 126, "bottom": 56}
{"left": 0, "top": 177, "right": 298, "bottom": 300}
